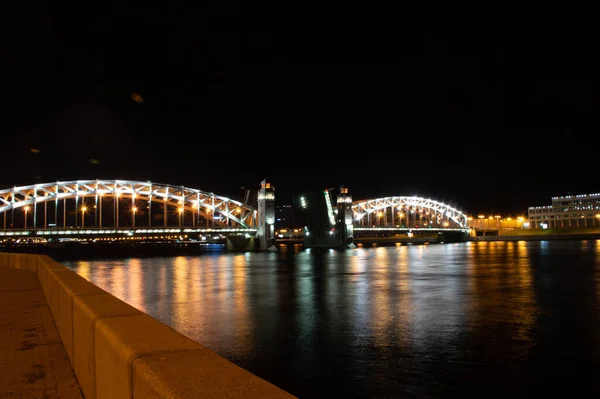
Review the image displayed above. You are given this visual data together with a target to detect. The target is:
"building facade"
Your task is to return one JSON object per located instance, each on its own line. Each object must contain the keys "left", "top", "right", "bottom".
{"left": 528, "top": 193, "right": 600, "bottom": 228}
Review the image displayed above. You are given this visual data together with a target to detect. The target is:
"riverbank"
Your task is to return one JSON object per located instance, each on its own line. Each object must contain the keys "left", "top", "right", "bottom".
{"left": 474, "top": 227, "right": 600, "bottom": 241}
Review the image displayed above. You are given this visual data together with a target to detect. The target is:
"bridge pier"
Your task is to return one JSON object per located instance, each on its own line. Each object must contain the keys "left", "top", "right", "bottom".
{"left": 226, "top": 235, "right": 255, "bottom": 251}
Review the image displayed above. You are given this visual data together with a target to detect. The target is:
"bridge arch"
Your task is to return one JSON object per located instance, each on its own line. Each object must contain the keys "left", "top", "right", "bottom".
{"left": 0, "top": 180, "right": 256, "bottom": 228}
{"left": 352, "top": 196, "right": 467, "bottom": 228}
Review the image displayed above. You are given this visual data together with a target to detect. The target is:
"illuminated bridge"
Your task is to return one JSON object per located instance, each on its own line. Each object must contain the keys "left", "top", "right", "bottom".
{"left": 0, "top": 180, "right": 256, "bottom": 229}
{"left": 0, "top": 180, "right": 278, "bottom": 250}
{"left": 299, "top": 188, "right": 469, "bottom": 248}
{"left": 0, "top": 180, "right": 469, "bottom": 249}
{"left": 352, "top": 196, "right": 468, "bottom": 230}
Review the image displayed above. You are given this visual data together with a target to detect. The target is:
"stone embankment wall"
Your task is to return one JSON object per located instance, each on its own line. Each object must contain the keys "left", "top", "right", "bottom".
{"left": 0, "top": 252, "right": 295, "bottom": 399}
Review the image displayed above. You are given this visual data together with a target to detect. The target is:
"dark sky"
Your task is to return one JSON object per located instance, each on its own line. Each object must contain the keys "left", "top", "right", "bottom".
{"left": 2, "top": 3, "right": 598, "bottom": 215}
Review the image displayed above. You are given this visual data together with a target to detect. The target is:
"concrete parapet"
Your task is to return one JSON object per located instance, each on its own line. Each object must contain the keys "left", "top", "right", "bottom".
{"left": 133, "top": 349, "right": 296, "bottom": 398}
{"left": 44, "top": 268, "right": 89, "bottom": 333}
{"left": 73, "top": 293, "right": 143, "bottom": 399}
{"left": 37, "top": 255, "right": 70, "bottom": 298}
{"left": 0, "top": 251, "right": 37, "bottom": 271}
{"left": 95, "top": 314, "right": 204, "bottom": 398}
{"left": 53, "top": 274, "right": 108, "bottom": 365}
{"left": 0, "top": 252, "right": 297, "bottom": 399}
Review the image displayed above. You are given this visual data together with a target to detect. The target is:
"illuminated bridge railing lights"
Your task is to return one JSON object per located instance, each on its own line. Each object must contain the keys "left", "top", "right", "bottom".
{"left": 0, "top": 231, "right": 31, "bottom": 236}
{"left": 1, "top": 228, "right": 257, "bottom": 236}
{"left": 354, "top": 227, "right": 470, "bottom": 232}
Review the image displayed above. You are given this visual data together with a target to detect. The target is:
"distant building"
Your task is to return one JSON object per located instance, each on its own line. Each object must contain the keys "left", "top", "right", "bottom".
{"left": 275, "top": 204, "right": 296, "bottom": 228}
{"left": 275, "top": 203, "right": 309, "bottom": 230}
{"left": 467, "top": 216, "right": 526, "bottom": 229}
{"left": 274, "top": 204, "right": 306, "bottom": 238}
{"left": 528, "top": 193, "right": 600, "bottom": 228}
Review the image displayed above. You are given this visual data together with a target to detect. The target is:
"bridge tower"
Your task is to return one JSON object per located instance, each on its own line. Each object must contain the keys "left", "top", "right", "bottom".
{"left": 256, "top": 179, "right": 276, "bottom": 251}
{"left": 336, "top": 186, "right": 354, "bottom": 247}
{"left": 301, "top": 187, "right": 355, "bottom": 249}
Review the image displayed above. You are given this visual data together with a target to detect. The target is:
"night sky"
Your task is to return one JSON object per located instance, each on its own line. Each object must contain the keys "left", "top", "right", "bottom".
{"left": 3, "top": 4, "right": 598, "bottom": 215}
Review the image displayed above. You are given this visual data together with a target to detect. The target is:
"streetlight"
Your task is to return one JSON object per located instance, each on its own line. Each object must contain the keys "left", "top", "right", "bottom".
{"left": 478, "top": 215, "right": 485, "bottom": 228}
{"left": 178, "top": 207, "right": 183, "bottom": 227}
{"left": 99, "top": 192, "right": 104, "bottom": 228}
{"left": 235, "top": 207, "right": 241, "bottom": 228}
{"left": 191, "top": 202, "right": 197, "bottom": 227}
{"left": 81, "top": 206, "right": 87, "bottom": 228}
{"left": 24, "top": 205, "right": 30, "bottom": 229}
{"left": 495, "top": 215, "right": 501, "bottom": 228}
{"left": 115, "top": 192, "right": 121, "bottom": 228}
{"left": 517, "top": 216, "right": 524, "bottom": 229}
{"left": 132, "top": 206, "right": 137, "bottom": 227}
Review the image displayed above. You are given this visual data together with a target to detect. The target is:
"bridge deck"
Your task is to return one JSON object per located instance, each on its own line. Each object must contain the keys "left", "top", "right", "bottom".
{"left": 0, "top": 267, "right": 83, "bottom": 398}
{"left": 0, "top": 227, "right": 256, "bottom": 235}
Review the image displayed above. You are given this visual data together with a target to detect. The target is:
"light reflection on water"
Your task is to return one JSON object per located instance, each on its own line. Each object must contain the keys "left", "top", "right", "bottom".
{"left": 63, "top": 241, "right": 600, "bottom": 398}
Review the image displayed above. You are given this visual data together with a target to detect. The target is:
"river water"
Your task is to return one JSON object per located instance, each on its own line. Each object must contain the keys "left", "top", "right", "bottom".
{"left": 62, "top": 240, "right": 600, "bottom": 398}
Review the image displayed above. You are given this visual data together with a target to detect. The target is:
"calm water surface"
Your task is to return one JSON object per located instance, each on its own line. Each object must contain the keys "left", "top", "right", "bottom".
{"left": 63, "top": 241, "right": 600, "bottom": 398}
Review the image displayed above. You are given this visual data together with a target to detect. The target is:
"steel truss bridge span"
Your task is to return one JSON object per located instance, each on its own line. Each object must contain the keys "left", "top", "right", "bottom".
{"left": 352, "top": 196, "right": 468, "bottom": 229}
{"left": 0, "top": 180, "right": 256, "bottom": 229}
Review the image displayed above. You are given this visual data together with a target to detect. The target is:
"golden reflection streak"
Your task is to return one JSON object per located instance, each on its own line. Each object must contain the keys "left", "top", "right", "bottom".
{"left": 507, "top": 241, "right": 535, "bottom": 343}
{"left": 172, "top": 257, "right": 189, "bottom": 328}
{"left": 77, "top": 261, "right": 91, "bottom": 281}
{"left": 159, "top": 265, "right": 167, "bottom": 299}
{"left": 232, "top": 254, "right": 251, "bottom": 357}
{"left": 109, "top": 263, "right": 126, "bottom": 301}
{"left": 153, "top": 263, "right": 170, "bottom": 323}
{"left": 395, "top": 245, "right": 413, "bottom": 349}
{"left": 187, "top": 257, "right": 200, "bottom": 302}
{"left": 171, "top": 256, "right": 223, "bottom": 343}
{"left": 465, "top": 241, "right": 477, "bottom": 292}
{"left": 197, "top": 256, "right": 236, "bottom": 346}
{"left": 370, "top": 247, "right": 392, "bottom": 347}
{"left": 192, "top": 257, "right": 216, "bottom": 342}
{"left": 467, "top": 241, "right": 535, "bottom": 356}
{"left": 126, "top": 258, "right": 145, "bottom": 312}
{"left": 218, "top": 256, "right": 230, "bottom": 305}
{"left": 217, "top": 256, "right": 233, "bottom": 306}
{"left": 594, "top": 240, "right": 600, "bottom": 310}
